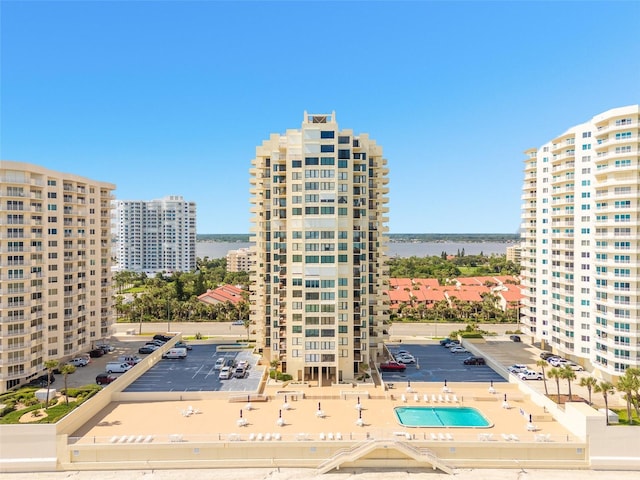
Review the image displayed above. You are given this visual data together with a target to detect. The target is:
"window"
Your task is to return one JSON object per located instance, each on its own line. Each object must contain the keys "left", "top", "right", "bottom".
{"left": 320, "top": 131, "right": 335, "bottom": 139}
{"left": 320, "top": 145, "right": 334, "bottom": 153}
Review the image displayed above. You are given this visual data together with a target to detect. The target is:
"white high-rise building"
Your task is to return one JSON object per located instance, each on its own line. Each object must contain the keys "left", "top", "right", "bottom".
{"left": 0, "top": 161, "right": 115, "bottom": 392}
{"left": 249, "top": 112, "right": 390, "bottom": 384}
{"left": 520, "top": 105, "right": 640, "bottom": 381}
{"left": 114, "top": 195, "right": 196, "bottom": 274}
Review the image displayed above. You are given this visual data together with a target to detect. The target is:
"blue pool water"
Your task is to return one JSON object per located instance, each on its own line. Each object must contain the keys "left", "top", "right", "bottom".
{"left": 394, "top": 406, "right": 492, "bottom": 428}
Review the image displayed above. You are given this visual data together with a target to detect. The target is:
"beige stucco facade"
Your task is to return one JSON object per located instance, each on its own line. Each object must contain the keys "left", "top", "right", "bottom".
{"left": 0, "top": 161, "right": 115, "bottom": 393}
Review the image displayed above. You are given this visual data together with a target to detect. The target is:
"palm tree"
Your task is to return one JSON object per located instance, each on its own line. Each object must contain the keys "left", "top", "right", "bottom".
{"left": 60, "top": 364, "right": 76, "bottom": 405}
{"left": 560, "top": 365, "right": 577, "bottom": 401}
{"left": 616, "top": 369, "right": 639, "bottom": 423}
{"left": 242, "top": 317, "right": 252, "bottom": 341}
{"left": 547, "top": 367, "right": 562, "bottom": 403}
{"left": 579, "top": 376, "right": 598, "bottom": 405}
{"left": 536, "top": 359, "right": 549, "bottom": 395}
{"left": 595, "top": 380, "right": 615, "bottom": 425}
{"left": 43, "top": 359, "right": 59, "bottom": 410}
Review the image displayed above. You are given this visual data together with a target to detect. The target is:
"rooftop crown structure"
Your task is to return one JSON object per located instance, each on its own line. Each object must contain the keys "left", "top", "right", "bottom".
{"left": 249, "top": 112, "right": 390, "bottom": 384}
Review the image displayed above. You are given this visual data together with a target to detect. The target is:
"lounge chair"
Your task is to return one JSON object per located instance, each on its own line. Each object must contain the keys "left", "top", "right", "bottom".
{"left": 423, "top": 394, "right": 429, "bottom": 402}
{"left": 501, "top": 433, "right": 511, "bottom": 441}
{"left": 327, "top": 432, "right": 334, "bottom": 440}
{"left": 438, "top": 394, "right": 445, "bottom": 402}
{"left": 136, "top": 435, "right": 145, "bottom": 443}
{"left": 144, "top": 435, "right": 153, "bottom": 443}
{"left": 401, "top": 394, "right": 407, "bottom": 403}
{"left": 257, "top": 433, "right": 264, "bottom": 441}
{"left": 264, "top": 433, "right": 271, "bottom": 441}
{"left": 273, "top": 433, "right": 281, "bottom": 441}
{"left": 438, "top": 433, "right": 446, "bottom": 441}
{"left": 453, "top": 395, "right": 459, "bottom": 403}
{"left": 432, "top": 394, "right": 437, "bottom": 403}
{"left": 110, "top": 436, "right": 119, "bottom": 443}
{"left": 319, "top": 432, "right": 326, "bottom": 440}
{"left": 249, "top": 433, "right": 256, "bottom": 441}
{"left": 336, "top": 432, "right": 342, "bottom": 440}
{"left": 430, "top": 433, "right": 438, "bottom": 441}
{"left": 414, "top": 394, "right": 419, "bottom": 402}
{"left": 510, "top": 434, "right": 519, "bottom": 441}
{"left": 445, "top": 394, "right": 451, "bottom": 403}
{"left": 118, "top": 436, "right": 127, "bottom": 443}
{"left": 446, "top": 433, "right": 453, "bottom": 441}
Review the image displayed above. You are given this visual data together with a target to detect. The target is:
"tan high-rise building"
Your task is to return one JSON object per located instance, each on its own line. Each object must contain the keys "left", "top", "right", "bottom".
{"left": 226, "top": 247, "right": 253, "bottom": 272}
{"left": 520, "top": 105, "right": 640, "bottom": 381}
{"left": 0, "top": 161, "right": 115, "bottom": 392}
{"left": 249, "top": 112, "right": 390, "bottom": 384}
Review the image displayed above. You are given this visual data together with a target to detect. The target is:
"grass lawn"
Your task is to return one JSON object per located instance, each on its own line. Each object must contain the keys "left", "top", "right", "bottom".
{"left": 614, "top": 408, "right": 640, "bottom": 426}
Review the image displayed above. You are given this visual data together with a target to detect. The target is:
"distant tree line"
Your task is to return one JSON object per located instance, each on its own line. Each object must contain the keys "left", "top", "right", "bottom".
{"left": 389, "top": 253, "right": 520, "bottom": 280}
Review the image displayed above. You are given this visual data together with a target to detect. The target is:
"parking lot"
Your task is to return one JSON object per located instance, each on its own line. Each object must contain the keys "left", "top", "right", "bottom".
{"left": 50, "top": 337, "right": 262, "bottom": 393}
{"left": 123, "top": 345, "right": 262, "bottom": 393}
{"left": 381, "top": 344, "right": 506, "bottom": 385}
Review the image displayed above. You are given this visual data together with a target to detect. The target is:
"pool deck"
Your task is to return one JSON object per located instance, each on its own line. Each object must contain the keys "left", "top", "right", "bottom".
{"left": 71, "top": 381, "right": 573, "bottom": 444}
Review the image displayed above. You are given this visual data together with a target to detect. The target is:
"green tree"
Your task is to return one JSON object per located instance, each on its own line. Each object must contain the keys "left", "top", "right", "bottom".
{"left": 579, "top": 376, "right": 598, "bottom": 406}
{"left": 595, "top": 381, "right": 615, "bottom": 425}
{"left": 536, "top": 359, "right": 549, "bottom": 395}
{"left": 547, "top": 367, "right": 562, "bottom": 403}
{"left": 242, "top": 317, "right": 252, "bottom": 341}
{"left": 44, "top": 359, "right": 59, "bottom": 410}
{"left": 616, "top": 368, "right": 640, "bottom": 423}
{"left": 560, "top": 365, "right": 576, "bottom": 401}
{"left": 60, "top": 364, "right": 76, "bottom": 405}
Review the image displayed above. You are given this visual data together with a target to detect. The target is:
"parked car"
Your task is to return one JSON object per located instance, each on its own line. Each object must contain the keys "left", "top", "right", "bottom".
{"left": 96, "top": 373, "right": 118, "bottom": 385}
{"left": 162, "top": 347, "right": 187, "bottom": 359}
{"left": 174, "top": 341, "right": 192, "bottom": 350}
{"left": 69, "top": 357, "right": 89, "bottom": 367}
{"left": 118, "top": 355, "right": 142, "bottom": 365}
{"left": 439, "top": 338, "right": 454, "bottom": 346}
{"left": 463, "top": 356, "right": 486, "bottom": 365}
{"left": 445, "top": 341, "right": 461, "bottom": 349}
{"left": 96, "top": 343, "right": 114, "bottom": 353}
{"left": 395, "top": 354, "right": 416, "bottom": 364}
{"left": 509, "top": 335, "right": 522, "bottom": 342}
{"left": 153, "top": 334, "right": 173, "bottom": 342}
{"left": 539, "top": 351, "right": 556, "bottom": 360}
{"left": 106, "top": 362, "right": 133, "bottom": 374}
{"left": 395, "top": 350, "right": 411, "bottom": 356}
{"left": 89, "top": 349, "right": 104, "bottom": 358}
{"left": 564, "top": 361, "right": 584, "bottom": 372}
{"left": 449, "top": 346, "right": 468, "bottom": 354}
{"left": 218, "top": 366, "right": 232, "bottom": 380}
{"left": 379, "top": 361, "right": 406, "bottom": 372}
{"left": 231, "top": 320, "right": 245, "bottom": 326}
{"left": 148, "top": 340, "right": 166, "bottom": 346}
{"left": 508, "top": 364, "right": 528, "bottom": 374}
{"left": 548, "top": 357, "right": 566, "bottom": 367}
{"left": 214, "top": 358, "right": 226, "bottom": 370}
{"left": 234, "top": 366, "right": 247, "bottom": 379}
{"left": 26, "top": 373, "right": 55, "bottom": 387}
{"left": 518, "top": 369, "right": 543, "bottom": 380}
{"left": 138, "top": 345, "right": 159, "bottom": 354}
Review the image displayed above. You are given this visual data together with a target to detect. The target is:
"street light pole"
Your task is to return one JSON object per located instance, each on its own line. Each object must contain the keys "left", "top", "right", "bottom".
{"left": 167, "top": 297, "right": 171, "bottom": 333}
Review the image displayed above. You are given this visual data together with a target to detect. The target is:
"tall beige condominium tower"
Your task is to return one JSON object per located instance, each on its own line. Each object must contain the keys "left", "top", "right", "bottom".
{"left": 0, "top": 161, "right": 115, "bottom": 392}
{"left": 249, "top": 112, "right": 390, "bottom": 384}
{"left": 520, "top": 105, "right": 640, "bottom": 381}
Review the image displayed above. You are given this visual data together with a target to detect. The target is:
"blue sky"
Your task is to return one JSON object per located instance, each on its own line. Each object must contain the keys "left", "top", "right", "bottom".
{"left": 2, "top": 1, "right": 639, "bottom": 234}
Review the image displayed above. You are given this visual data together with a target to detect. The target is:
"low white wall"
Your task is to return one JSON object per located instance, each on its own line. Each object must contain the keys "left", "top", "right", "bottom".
{"left": 0, "top": 424, "right": 57, "bottom": 472}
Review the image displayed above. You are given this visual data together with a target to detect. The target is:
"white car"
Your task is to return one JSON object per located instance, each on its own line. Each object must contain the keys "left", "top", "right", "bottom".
{"left": 69, "top": 357, "right": 89, "bottom": 367}
{"left": 508, "top": 364, "right": 527, "bottom": 374}
{"left": 214, "top": 358, "right": 226, "bottom": 370}
{"left": 218, "top": 366, "right": 232, "bottom": 380}
{"left": 548, "top": 357, "right": 565, "bottom": 367}
{"left": 563, "top": 361, "right": 584, "bottom": 372}
{"left": 396, "top": 355, "right": 416, "bottom": 364}
{"left": 518, "top": 369, "right": 543, "bottom": 380}
{"left": 449, "top": 346, "right": 468, "bottom": 354}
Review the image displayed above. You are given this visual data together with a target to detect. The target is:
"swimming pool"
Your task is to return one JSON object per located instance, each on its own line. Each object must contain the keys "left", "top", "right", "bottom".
{"left": 394, "top": 406, "right": 492, "bottom": 428}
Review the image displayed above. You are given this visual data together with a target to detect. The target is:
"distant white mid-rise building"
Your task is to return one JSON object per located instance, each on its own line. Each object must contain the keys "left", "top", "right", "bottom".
{"left": 506, "top": 245, "right": 522, "bottom": 264}
{"left": 114, "top": 195, "right": 196, "bottom": 274}
{"left": 520, "top": 105, "right": 640, "bottom": 381}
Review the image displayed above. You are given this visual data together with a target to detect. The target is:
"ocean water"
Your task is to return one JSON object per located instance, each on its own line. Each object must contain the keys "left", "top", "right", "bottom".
{"left": 196, "top": 241, "right": 516, "bottom": 260}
